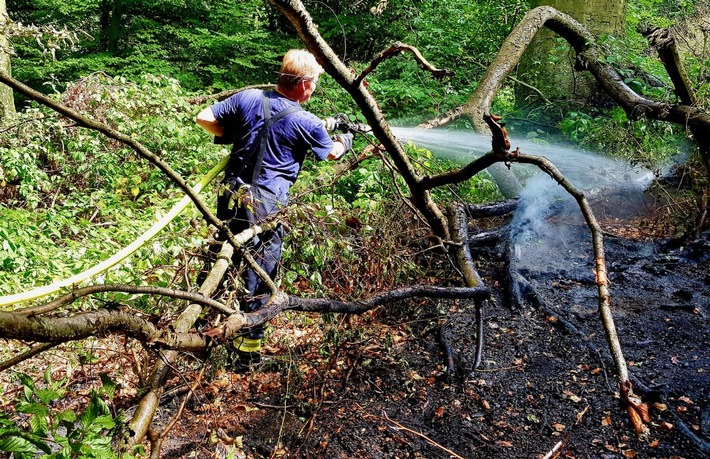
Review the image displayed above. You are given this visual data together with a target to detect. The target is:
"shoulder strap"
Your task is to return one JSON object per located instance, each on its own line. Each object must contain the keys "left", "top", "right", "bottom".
{"left": 249, "top": 93, "right": 303, "bottom": 184}
{"left": 228, "top": 91, "right": 304, "bottom": 184}
{"left": 250, "top": 102, "right": 303, "bottom": 183}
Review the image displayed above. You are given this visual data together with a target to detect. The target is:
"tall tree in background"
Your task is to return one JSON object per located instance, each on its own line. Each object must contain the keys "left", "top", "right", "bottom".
{"left": 519, "top": 0, "right": 627, "bottom": 104}
{"left": 0, "top": 0, "right": 15, "bottom": 123}
{"left": 9, "top": 0, "right": 284, "bottom": 92}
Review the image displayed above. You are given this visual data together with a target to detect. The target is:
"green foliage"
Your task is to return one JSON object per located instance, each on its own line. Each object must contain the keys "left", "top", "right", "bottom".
{"left": 0, "top": 74, "right": 214, "bottom": 299}
{"left": 356, "top": 0, "right": 526, "bottom": 119}
{"left": 518, "top": 1, "right": 708, "bottom": 169}
{"left": 9, "top": 0, "right": 287, "bottom": 93}
{"left": 0, "top": 369, "right": 118, "bottom": 459}
{"left": 559, "top": 108, "right": 687, "bottom": 168}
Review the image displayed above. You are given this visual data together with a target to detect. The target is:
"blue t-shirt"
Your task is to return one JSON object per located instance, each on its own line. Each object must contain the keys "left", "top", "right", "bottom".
{"left": 210, "top": 89, "right": 333, "bottom": 199}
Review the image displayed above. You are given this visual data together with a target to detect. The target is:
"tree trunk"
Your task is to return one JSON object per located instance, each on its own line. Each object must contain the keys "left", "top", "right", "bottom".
{"left": 0, "top": 0, "right": 16, "bottom": 124}
{"left": 100, "top": 0, "right": 123, "bottom": 54}
{"left": 520, "top": 0, "right": 626, "bottom": 103}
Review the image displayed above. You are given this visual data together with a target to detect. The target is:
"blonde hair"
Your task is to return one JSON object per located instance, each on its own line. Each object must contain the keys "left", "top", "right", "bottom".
{"left": 277, "top": 49, "right": 323, "bottom": 91}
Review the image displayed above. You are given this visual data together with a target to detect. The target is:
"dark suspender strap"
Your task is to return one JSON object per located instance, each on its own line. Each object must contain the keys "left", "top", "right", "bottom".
{"left": 250, "top": 100, "right": 303, "bottom": 184}
{"left": 228, "top": 91, "right": 303, "bottom": 184}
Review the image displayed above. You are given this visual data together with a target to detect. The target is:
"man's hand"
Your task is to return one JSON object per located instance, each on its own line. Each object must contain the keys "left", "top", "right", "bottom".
{"left": 334, "top": 132, "right": 353, "bottom": 152}
{"left": 327, "top": 132, "right": 353, "bottom": 160}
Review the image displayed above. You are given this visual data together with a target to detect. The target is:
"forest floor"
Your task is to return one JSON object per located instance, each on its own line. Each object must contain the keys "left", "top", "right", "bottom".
{"left": 2, "top": 201, "right": 708, "bottom": 459}
{"left": 154, "top": 209, "right": 710, "bottom": 458}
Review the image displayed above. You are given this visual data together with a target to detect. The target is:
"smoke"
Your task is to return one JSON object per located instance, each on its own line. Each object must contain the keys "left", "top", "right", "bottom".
{"left": 392, "top": 127, "right": 655, "bottom": 275}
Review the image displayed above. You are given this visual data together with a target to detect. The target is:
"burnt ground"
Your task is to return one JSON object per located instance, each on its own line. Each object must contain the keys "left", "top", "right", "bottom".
{"left": 156, "top": 221, "right": 710, "bottom": 459}
{"left": 3, "top": 208, "right": 707, "bottom": 459}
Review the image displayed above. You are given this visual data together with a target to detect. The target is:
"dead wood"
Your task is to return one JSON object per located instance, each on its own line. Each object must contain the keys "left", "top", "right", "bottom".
{"left": 509, "top": 152, "right": 649, "bottom": 437}
{"left": 204, "top": 285, "right": 491, "bottom": 343}
{"left": 447, "top": 203, "right": 484, "bottom": 288}
{"left": 641, "top": 26, "right": 697, "bottom": 106}
{"left": 355, "top": 41, "right": 454, "bottom": 86}
{"left": 0, "top": 308, "right": 160, "bottom": 343}
{"left": 122, "top": 241, "right": 234, "bottom": 450}
{"left": 444, "top": 204, "right": 486, "bottom": 373}
{"left": 465, "top": 199, "right": 519, "bottom": 218}
{"left": 0, "top": 342, "right": 57, "bottom": 372}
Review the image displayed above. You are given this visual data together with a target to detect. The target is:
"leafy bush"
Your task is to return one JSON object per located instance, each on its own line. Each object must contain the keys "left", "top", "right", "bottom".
{"left": 0, "top": 74, "right": 217, "bottom": 301}
{"left": 0, "top": 369, "right": 121, "bottom": 459}
{"left": 560, "top": 107, "right": 689, "bottom": 169}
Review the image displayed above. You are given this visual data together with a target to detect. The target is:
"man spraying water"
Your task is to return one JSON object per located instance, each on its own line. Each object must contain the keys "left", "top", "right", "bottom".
{"left": 196, "top": 49, "right": 353, "bottom": 371}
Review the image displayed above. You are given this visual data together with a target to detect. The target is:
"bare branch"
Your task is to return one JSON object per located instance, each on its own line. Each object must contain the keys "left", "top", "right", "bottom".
{"left": 0, "top": 308, "right": 159, "bottom": 344}
{"left": 0, "top": 71, "right": 223, "bottom": 231}
{"left": 202, "top": 285, "right": 490, "bottom": 343}
{"left": 14, "top": 284, "right": 235, "bottom": 316}
{"left": 188, "top": 84, "right": 276, "bottom": 105}
{"left": 355, "top": 41, "right": 454, "bottom": 86}
{"left": 641, "top": 26, "right": 697, "bottom": 106}
{"left": 0, "top": 342, "right": 57, "bottom": 372}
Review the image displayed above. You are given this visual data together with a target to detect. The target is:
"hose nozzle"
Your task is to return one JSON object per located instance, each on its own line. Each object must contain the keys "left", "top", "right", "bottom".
{"left": 323, "top": 113, "right": 371, "bottom": 134}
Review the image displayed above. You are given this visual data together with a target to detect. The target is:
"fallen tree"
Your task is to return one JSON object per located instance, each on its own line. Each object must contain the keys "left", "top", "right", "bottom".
{"left": 3, "top": 1, "right": 705, "bottom": 455}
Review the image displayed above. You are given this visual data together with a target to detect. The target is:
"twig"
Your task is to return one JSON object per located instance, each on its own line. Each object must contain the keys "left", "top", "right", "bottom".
{"left": 378, "top": 411, "right": 466, "bottom": 459}
{"left": 541, "top": 440, "right": 563, "bottom": 459}
{"left": 355, "top": 41, "right": 454, "bottom": 86}
{"left": 0, "top": 342, "right": 57, "bottom": 372}
{"left": 150, "top": 364, "right": 208, "bottom": 459}
{"left": 539, "top": 406, "right": 589, "bottom": 459}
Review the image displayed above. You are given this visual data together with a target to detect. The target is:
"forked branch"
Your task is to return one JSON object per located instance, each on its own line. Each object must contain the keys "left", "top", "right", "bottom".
{"left": 355, "top": 41, "right": 455, "bottom": 86}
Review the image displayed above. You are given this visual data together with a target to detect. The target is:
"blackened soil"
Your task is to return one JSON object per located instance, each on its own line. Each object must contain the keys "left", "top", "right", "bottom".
{"left": 166, "top": 230, "right": 709, "bottom": 459}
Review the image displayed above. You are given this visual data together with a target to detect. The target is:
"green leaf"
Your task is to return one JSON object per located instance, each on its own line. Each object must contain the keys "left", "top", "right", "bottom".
{"left": 55, "top": 409, "right": 77, "bottom": 424}
{"left": 35, "top": 388, "right": 63, "bottom": 405}
{"left": 17, "top": 402, "right": 49, "bottom": 417}
{"left": 0, "top": 435, "right": 37, "bottom": 454}
{"left": 99, "top": 373, "right": 116, "bottom": 400}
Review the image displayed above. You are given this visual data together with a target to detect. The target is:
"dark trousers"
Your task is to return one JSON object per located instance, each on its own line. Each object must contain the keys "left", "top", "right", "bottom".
{"left": 227, "top": 185, "right": 286, "bottom": 340}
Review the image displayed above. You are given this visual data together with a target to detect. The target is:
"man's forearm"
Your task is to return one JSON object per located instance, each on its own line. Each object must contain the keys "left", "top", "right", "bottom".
{"left": 196, "top": 107, "right": 225, "bottom": 137}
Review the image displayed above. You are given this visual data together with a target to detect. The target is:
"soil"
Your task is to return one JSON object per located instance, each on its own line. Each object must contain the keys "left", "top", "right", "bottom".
{"left": 2, "top": 208, "right": 708, "bottom": 459}
{"left": 155, "top": 223, "right": 709, "bottom": 458}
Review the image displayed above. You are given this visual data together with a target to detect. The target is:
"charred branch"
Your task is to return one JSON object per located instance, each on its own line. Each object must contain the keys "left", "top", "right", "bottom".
{"left": 355, "top": 41, "right": 454, "bottom": 86}
{"left": 447, "top": 204, "right": 484, "bottom": 288}
{"left": 468, "top": 226, "right": 509, "bottom": 246}
{"left": 204, "top": 285, "right": 491, "bottom": 343}
{"left": 439, "top": 321, "right": 457, "bottom": 376}
{"left": 509, "top": 152, "right": 649, "bottom": 437}
{"left": 446, "top": 204, "right": 486, "bottom": 372}
{"left": 465, "top": 199, "right": 519, "bottom": 219}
